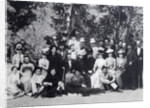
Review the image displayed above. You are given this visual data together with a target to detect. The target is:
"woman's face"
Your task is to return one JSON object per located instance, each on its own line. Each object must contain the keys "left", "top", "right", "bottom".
{"left": 12, "top": 67, "right": 17, "bottom": 74}
{"left": 108, "top": 53, "right": 113, "bottom": 57}
{"left": 119, "top": 53, "right": 123, "bottom": 58}
{"left": 98, "top": 54, "right": 103, "bottom": 58}
{"left": 51, "top": 47, "right": 56, "bottom": 53}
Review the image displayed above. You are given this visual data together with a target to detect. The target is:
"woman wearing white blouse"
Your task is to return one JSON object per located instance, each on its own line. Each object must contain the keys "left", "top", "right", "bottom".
{"left": 91, "top": 50, "right": 106, "bottom": 88}
{"left": 38, "top": 54, "right": 49, "bottom": 78}
{"left": 105, "top": 49, "right": 116, "bottom": 75}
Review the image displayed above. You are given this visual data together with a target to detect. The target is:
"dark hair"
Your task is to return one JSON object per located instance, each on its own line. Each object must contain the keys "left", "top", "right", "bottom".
{"left": 101, "top": 66, "right": 107, "bottom": 70}
{"left": 11, "top": 66, "right": 18, "bottom": 71}
{"left": 50, "top": 45, "right": 57, "bottom": 51}
{"left": 35, "top": 67, "right": 42, "bottom": 71}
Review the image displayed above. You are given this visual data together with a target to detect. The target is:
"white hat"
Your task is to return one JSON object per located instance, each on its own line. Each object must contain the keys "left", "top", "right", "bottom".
{"left": 52, "top": 35, "right": 57, "bottom": 40}
{"left": 117, "top": 49, "right": 124, "bottom": 54}
{"left": 90, "top": 38, "right": 96, "bottom": 44}
{"left": 78, "top": 49, "right": 86, "bottom": 56}
{"left": 98, "top": 47, "right": 104, "bottom": 51}
{"left": 106, "top": 49, "right": 114, "bottom": 53}
{"left": 80, "top": 37, "right": 85, "bottom": 42}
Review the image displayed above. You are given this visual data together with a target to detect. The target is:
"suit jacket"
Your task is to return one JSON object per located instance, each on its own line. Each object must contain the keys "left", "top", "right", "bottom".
{"left": 127, "top": 49, "right": 137, "bottom": 64}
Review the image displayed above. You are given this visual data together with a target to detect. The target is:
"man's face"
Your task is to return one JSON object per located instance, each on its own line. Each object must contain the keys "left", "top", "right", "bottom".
{"left": 24, "top": 57, "right": 29, "bottom": 63}
{"left": 36, "top": 69, "right": 41, "bottom": 75}
{"left": 51, "top": 69, "right": 56, "bottom": 76}
{"left": 103, "top": 68, "right": 107, "bottom": 74}
{"left": 75, "top": 70, "right": 80, "bottom": 76}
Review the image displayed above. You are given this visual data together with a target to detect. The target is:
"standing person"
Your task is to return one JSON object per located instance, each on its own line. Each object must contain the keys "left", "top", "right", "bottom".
{"left": 126, "top": 44, "right": 137, "bottom": 90}
{"left": 38, "top": 53, "right": 49, "bottom": 79}
{"left": 116, "top": 49, "right": 127, "bottom": 89}
{"left": 12, "top": 46, "right": 24, "bottom": 70}
{"left": 84, "top": 49, "right": 95, "bottom": 88}
{"left": 20, "top": 56, "right": 35, "bottom": 95}
{"left": 105, "top": 49, "right": 116, "bottom": 76}
{"left": 135, "top": 40, "right": 143, "bottom": 88}
{"left": 90, "top": 38, "right": 99, "bottom": 59}
{"left": 91, "top": 50, "right": 106, "bottom": 88}
{"left": 7, "top": 66, "right": 24, "bottom": 99}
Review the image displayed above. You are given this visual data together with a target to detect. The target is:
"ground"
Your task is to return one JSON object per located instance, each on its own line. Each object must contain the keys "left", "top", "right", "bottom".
{"left": 6, "top": 64, "right": 143, "bottom": 108}
{"left": 7, "top": 89, "right": 143, "bottom": 108}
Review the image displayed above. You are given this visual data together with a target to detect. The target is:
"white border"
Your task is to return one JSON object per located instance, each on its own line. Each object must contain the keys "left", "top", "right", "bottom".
{"left": 1, "top": 0, "right": 150, "bottom": 108}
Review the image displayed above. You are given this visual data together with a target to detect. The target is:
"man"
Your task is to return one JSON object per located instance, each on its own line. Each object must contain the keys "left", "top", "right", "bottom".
{"left": 99, "top": 66, "right": 118, "bottom": 91}
{"left": 83, "top": 49, "right": 95, "bottom": 88}
{"left": 41, "top": 68, "right": 64, "bottom": 97}
{"left": 65, "top": 69, "right": 101, "bottom": 96}
{"left": 126, "top": 44, "right": 137, "bottom": 90}
{"left": 135, "top": 40, "right": 143, "bottom": 88}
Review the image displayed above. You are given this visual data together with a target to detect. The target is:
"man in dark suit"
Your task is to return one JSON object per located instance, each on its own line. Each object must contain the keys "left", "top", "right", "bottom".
{"left": 126, "top": 44, "right": 137, "bottom": 90}
{"left": 135, "top": 40, "right": 143, "bottom": 88}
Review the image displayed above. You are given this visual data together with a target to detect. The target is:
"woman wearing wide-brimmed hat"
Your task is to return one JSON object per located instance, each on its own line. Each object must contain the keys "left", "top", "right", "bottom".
{"left": 105, "top": 49, "right": 116, "bottom": 75}
{"left": 91, "top": 49, "right": 106, "bottom": 88}
{"left": 116, "top": 49, "right": 127, "bottom": 89}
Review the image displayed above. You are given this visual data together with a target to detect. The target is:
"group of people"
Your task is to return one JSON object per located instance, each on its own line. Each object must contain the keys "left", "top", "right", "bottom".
{"left": 7, "top": 34, "right": 143, "bottom": 100}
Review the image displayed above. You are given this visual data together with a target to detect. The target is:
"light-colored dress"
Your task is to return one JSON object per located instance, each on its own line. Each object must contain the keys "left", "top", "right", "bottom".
{"left": 7, "top": 71, "right": 24, "bottom": 99}
{"left": 38, "top": 58, "right": 49, "bottom": 78}
{"left": 116, "top": 57, "right": 126, "bottom": 88}
{"left": 20, "top": 63, "right": 34, "bottom": 93}
{"left": 12, "top": 53, "right": 24, "bottom": 68}
{"left": 106, "top": 57, "right": 116, "bottom": 75}
{"left": 91, "top": 58, "right": 106, "bottom": 88}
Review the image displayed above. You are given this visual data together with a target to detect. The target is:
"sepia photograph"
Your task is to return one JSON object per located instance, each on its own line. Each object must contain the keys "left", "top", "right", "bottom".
{"left": 6, "top": 0, "right": 143, "bottom": 107}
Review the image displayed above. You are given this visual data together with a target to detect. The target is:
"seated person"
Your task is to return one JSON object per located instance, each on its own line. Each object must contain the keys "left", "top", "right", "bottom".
{"left": 7, "top": 66, "right": 24, "bottom": 100}
{"left": 41, "top": 68, "right": 64, "bottom": 97}
{"left": 30, "top": 67, "right": 45, "bottom": 98}
{"left": 99, "top": 66, "right": 119, "bottom": 91}
{"left": 65, "top": 69, "right": 101, "bottom": 96}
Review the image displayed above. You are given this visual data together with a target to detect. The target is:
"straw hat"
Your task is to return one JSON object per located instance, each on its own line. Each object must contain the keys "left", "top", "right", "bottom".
{"left": 79, "top": 37, "right": 85, "bottom": 43}
{"left": 117, "top": 49, "right": 124, "bottom": 54}
{"left": 90, "top": 38, "right": 96, "bottom": 44}
{"left": 106, "top": 49, "right": 114, "bottom": 53}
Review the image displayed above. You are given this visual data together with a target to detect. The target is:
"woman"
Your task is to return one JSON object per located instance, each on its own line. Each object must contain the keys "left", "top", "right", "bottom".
{"left": 91, "top": 50, "right": 106, "bottom": 88}
{"left": 38, "top": 53, "right": 49, "bottom": 79}
{"left": 20, "top": 56, "right": 35, "bottom": 95}
{"left": 49, "top": 45, "right": 63, "bottom": 80}
{"left": 7, "top": 66, "right": 24, "bottom": 99}
{"left": 116, "top": 49, "right": 127, "bottom": 89}
{"left": 105, "top": 49, "right": 116, "bottom": 76}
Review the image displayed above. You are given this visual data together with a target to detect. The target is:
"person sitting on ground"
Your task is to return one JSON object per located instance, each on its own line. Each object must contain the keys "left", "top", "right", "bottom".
{"left": 41, "top": 68, "right": 65, "bottom": 97}
{"left": 99, "top": 66, "right": 119, "bottom": 91}
{"left": 30, "top": 67, "right": 45, "bottom": 98}
{"left": 65, "top": 69, "right": 101, "bottom": 96}
{"left": 7, "top": 66, "right": 24, "bottom": 100}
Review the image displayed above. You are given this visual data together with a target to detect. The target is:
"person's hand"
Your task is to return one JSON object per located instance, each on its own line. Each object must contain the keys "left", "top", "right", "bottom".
{"left": 139, "top": 57, "right": 143, "bottom": 61}
{"left": 129, "top": 62, "right": 132, "bottom": 65}
{"left": 81, "top": 84, "right": 86, "bottom": 88}
{"left": 88, "top": 70, "right": 92, "bottom": 74}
